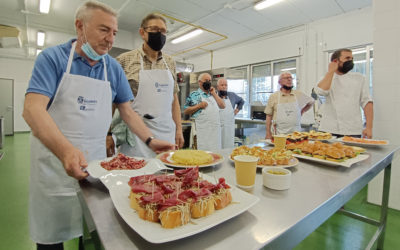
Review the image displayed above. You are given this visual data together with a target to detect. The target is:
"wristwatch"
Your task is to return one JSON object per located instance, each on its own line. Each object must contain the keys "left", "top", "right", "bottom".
{"left": 145, "top": 136, "right": 155, "bottom": 146}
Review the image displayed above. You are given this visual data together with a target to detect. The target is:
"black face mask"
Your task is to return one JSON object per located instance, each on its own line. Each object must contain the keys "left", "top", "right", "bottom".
{"left": 218, "top": 90, "right": 227, "bottom": 97}
{"left": 203, "top": 81, "right": 211, "bottom": 91}
{"left": 338, "top": 60, "right": 354, "bottom": 74}
{"left": 282, "top": 85, "right": 293, "bottom": 90}
{"left": 147, "top": 32, "right": 166, "bottom": 51}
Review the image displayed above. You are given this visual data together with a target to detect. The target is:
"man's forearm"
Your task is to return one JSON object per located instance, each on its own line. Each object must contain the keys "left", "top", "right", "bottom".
{"left": 23, "top": 93, "right": 74, "bottom": 161}
{"left": 118, "top": 102, "right": 152, "bottom": 142}
{"left": 184, "top": 104, "right": 202, "bottom": 116}
{"left": 172, "top": 94, "right": 182, "bottom": 133}
{"left": 364, "top": 102, "right": 373, "bottom": 130}
{"left": 266, "top": 115, "right": 272, "bottom": 136}
{"left": 317, "top": 71, "right": 335, "bottom": 91}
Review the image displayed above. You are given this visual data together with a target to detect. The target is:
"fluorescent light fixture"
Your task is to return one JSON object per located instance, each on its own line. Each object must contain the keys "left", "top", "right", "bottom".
{"left": 254, "top": 0, "right": 284, "bottom": 10}
{"left": 171, "top": 29, "right": 203, "bottom": 44}
{"left": 280, "top": 67, "right": 296, "bottom": 71}
{"left": 37, "top": 31, "right": 45, "bottom": 47}
{"left": 39, "top": 0, "right": 51, "bottom": 14}
{"left": 36, "top": 49, "right": 42, "bottom": 55}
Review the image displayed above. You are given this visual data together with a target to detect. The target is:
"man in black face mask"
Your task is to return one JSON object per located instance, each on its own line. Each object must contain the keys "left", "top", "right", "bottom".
{"left": 315, "top": 48, "right": 373, "bottom": 138}
{"left": 264, "top": 72, "right": 314, "bottom": 139}
{"left": 184, "top": 73, "right": 226, "bottom": 151}
{"left": 108, "top": 13, "right": 184, "bottom": 157}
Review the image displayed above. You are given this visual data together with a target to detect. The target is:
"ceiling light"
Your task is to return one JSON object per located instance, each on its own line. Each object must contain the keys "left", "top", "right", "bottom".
{"left": 280, "top": 67, "right": 296, "bottom": 71}
{"left": 37, "top": 31, "right": 45, "bottom": 47}
{"left": 36, "top": 49, "right": 42, "bottom": 55}
{"left": 39, "top": 0, "right": 51, "bottom": 14}
{"left": 254, "top": 0, "right": 284, "bottom": 11}
{"left": 171, "top": 29, "right": 203, "bottom": 44}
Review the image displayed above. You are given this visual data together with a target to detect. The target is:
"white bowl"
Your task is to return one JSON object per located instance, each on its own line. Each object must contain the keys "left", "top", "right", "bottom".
{"left": 262, "top": 167, "right": 291, "bottom": 190}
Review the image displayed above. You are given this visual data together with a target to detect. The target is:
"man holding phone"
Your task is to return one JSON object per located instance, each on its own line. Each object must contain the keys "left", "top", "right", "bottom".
{"left": 184, "top": 73, "right": 225, "bottom": 151}
{"left": 314, "top": 48, "right": 373, "bottom": 138}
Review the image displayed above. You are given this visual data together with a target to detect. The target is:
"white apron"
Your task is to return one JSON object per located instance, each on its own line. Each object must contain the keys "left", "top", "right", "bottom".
{"left": 29, "top": 41, "right": 112, "bottom": 244}
{"left": 195, "top": 95, "right": 222, "bottom": 151}
{"left": 274, "top": 92, "right": 301, "bottom": 135}
{"left": 121, "top": 55, "right": 175, "bottom": 158}
{"left": 219, "top": 98, "right": 235, "bottom": 149}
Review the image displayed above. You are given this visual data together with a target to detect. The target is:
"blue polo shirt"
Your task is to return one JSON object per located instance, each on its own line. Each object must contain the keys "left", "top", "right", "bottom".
{"left": 27, "top": 39, "right": 133, "bottom": 106}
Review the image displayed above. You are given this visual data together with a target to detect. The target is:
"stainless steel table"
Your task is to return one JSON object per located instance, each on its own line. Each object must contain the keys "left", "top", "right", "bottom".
{"left": 78, "top": 144, "right": 398, "bottom": 250}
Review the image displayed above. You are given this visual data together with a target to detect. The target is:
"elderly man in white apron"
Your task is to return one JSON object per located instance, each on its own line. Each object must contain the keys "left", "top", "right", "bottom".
{"left": 22, "top": 3, "right": 174, "bottom": 249}
{"left": 184, "top": 73, "right": 226, "bottom": 151}
{"left": 110, "top": 13, "right": 183, "bottom": 158}
{"left": 217, "top": 78, "right": 236, "bottom": 149}
{"left": 264, "top": 72, "right": 314, "bottom": 139}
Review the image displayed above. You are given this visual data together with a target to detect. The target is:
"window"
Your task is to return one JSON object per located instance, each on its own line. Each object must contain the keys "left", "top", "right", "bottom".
{"left": 227, "top": 57, "right": 298, "bottom": 119}
{"left": 226, "top": 67, "right": 249, "bottom": 118}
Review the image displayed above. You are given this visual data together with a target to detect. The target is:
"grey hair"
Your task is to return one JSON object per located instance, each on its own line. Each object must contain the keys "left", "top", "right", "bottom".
{"left": 75, "top": 1, "right": 118, "bottom": 22}
{"left": 217, "top": 78, "right": 227, "bottom": 86}
{"left": 198, "top": 73, "right": 211, "bottom": 82}
{"left": 279, "top": 71, "right": 292, "bottom": 81}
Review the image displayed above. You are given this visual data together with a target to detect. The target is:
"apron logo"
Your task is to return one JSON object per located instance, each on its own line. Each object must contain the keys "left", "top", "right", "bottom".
{"left": 154, "top": 82, "right": 168, "bottom": 93}
{"left": 77, "top": 96, "right": 97, "bottom": 111}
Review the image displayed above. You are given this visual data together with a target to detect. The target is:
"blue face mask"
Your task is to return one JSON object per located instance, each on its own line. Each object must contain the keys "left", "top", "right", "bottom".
{"left": 81, "top": 42, "right": 105, "bottom": 61}
{"left": 81, "top": 24, "right": 107, "bottom": 61}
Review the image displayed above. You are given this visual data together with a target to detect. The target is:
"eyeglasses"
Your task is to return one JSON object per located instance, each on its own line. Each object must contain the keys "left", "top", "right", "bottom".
{"left": 280, "top": 77, "right": 293, "bottom": 80}
{"left": 144, "top": 26, "right": 167, "bottom": 35}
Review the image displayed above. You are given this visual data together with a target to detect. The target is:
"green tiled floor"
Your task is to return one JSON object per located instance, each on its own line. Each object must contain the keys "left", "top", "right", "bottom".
{"left": 1, "top": 133, "right": 399, "bottom": 250}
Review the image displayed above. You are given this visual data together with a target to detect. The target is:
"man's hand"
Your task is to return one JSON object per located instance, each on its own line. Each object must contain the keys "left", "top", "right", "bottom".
{"left": 234, "top": 108, "right": 239, "bottom": 115}
{"left": 209, "top": 86, "right": 217, "bottom": 96}
{"left": 199, "top": 101, "right": 208, "bottom": 109}
{"left": 61, "top": 147, "right": 88, "bottom": 180}
{"left": 265, "top": 133, "right": 272, "bottom": 140}
{"left": 362, "top": 127, "right": 372, "bottom": 139}
{"left": 149, "top": 139, "right": 176, "bottom": 154}
{"left": 175, "top": 130, "right": 185, "bottom": 149}
{"left": 106, "top": 135, "right": 115, "bottom": 157}
{"left": 328, "top": 61, "right": 339, "bottom": 73}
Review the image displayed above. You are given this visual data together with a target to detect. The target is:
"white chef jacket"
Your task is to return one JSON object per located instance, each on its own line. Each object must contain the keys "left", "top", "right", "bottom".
{"left": 315, "top": 72, "right": 372, "bottom": 135}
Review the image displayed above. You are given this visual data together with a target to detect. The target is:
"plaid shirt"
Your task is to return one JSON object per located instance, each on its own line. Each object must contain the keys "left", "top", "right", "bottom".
{"left": 116, "top": 46, "right": 179, "bottom": 97}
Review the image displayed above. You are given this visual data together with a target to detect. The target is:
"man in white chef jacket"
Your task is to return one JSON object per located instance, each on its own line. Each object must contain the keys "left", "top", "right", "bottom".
{"left": 22, "top": 2, "right": 174, "bottom": 249}
{"left": 217, "top": 78, "right": 245, "bottom": 149}
{"left": 314, "top": 48, "right": 373, "bottom": 138}
{"left": 107, "top": 13, "right": 184, "bottom": 158}
{"left": 184, "top": 73, "right": 226, "bottom": 151}
{"left": 264, "top": 72, "right": 314, "bottom": 139}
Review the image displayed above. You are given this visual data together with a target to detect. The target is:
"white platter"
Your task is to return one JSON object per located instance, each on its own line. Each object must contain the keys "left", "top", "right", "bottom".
{"left": 87, "top": 157, "right": 171, "bottom": 179}
{"left": 261, "top": 136, "right": 337, "bottom": 146}
{"left": 106, "top": 174, "right": 259, "bottom": 243}
{"left": 156, "top": 151, "right": 224, "bottom": 168}
{"left": 292, "top": 153, "right": 370, "bottom": 168}
{"left": 229, "top": 156, "right": 299, "bottom": 169}
{"left": 336, "top": 137, "right": 389, "bottom": 147}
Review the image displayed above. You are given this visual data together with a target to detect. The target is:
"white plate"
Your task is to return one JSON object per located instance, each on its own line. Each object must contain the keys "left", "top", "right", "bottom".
{"left": 106, "top": 174, "right": 260, "bottom": 243}
{"left": 260, "top": 139, "right": 274, "bottom": 146}
{"left": 336, "top": 137, "right": 389, "bottom": 147}
{"left": 292, "top": 153, "right": 370, "bottom": 168}
{"left": 156, "top": 151, "right": 224, "bottom": 168}
{"left": 87, "top": 157, "right": 171, "bottom": 179}
{"left": 229, "top": 156, "right": 299, "bottom": 169}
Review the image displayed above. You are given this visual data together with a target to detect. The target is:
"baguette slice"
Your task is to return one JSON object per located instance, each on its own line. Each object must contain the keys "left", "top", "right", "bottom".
{"left": 214, "top": 189, "right": 232, "bottom": 210}
{"left": 159, "top": 203, "right": 190, "bottom": 228}
{"left": 137, "top": 204, "right": 160, "bottom": 222}
{"left": 190, "top": 196, "right": 215, "bottom": 218}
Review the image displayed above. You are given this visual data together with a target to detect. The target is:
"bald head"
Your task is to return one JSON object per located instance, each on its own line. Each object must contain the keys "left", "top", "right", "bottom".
{"left": 198, "top": 73, "right": 211, "bottom": 91}
{"left": 217, "top": 78, "right": 228, "bottom": 91}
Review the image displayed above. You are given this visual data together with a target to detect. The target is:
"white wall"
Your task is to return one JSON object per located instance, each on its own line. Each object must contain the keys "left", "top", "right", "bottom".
{"left": 0, "top": 58, "right": 35, "bottom": 132}
{"left": 367, "top": 0, "right": 400, "bottom": 209}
